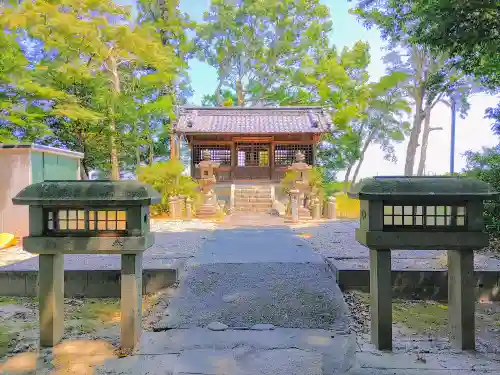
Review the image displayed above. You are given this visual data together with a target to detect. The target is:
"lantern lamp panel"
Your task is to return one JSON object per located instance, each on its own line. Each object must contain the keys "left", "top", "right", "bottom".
{"left": 382, "top": 204, "right": 468, "bottom": 231}
{"left": 45, "top": 208, "right": 127, "bottom": 234}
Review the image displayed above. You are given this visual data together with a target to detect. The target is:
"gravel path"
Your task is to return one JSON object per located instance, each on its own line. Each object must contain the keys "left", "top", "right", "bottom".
{"left": 294, "top": 220, "right": 500, "bottom": 271}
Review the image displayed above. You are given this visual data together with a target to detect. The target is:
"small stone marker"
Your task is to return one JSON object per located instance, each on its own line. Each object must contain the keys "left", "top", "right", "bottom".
{"left": 12, "top": 180, "right": 161, "bottom": 350}
{"left": 350, "top": 176, "right": 497, "bottom": 351}
{"left": 207, "top": 321, "right": 228, "bottom": 331}
{"left": 327, "top": 196, "right": 336, "bottom": 219}
{"left": 290, "top": 189, "right": 300, "bottom": 223}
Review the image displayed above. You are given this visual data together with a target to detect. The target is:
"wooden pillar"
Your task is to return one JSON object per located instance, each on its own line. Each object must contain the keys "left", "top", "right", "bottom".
{"left": 448, "top": 250, "right": 475, "bottom": 350}
{"left": 39, "top": 253, "right": 65, "bottom": 347}
{"left": 231, "top": 141, "right": 236, "bottom": 180}
{"left": 311, "top": 143, "right": 316, "bottom": 166}
{"left": 270, "top": 142, "right": 275, "bottom": 180}
{"left": 370, "top": 248, "right": 392, "bottom": 350}
{"left": 120, "top": 253, "right": 143, "bottom": 350}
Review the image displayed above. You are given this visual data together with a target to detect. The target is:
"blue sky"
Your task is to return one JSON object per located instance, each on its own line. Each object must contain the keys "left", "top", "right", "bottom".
{"left": 116, "top": 0, "right": 498, "bottom": 177}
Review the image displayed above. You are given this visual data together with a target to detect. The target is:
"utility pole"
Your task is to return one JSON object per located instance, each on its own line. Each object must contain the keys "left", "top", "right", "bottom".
{"left": 450, "top": 97, "right": 457, "bottom": 175}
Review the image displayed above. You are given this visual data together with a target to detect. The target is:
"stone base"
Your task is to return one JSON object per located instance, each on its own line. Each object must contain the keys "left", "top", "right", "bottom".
{"left": 197, "top": 204, "right": 218, "bottom": 219}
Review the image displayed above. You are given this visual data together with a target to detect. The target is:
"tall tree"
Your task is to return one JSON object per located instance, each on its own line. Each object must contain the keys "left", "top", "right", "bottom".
{"left": 351, "top": 0, "right": 500, "bottom": 134}
{"left": 3, "top": 0, "right": 180, "bottom": 179}
{"left": 195, "top": 0, "right": 332, "bottom": 106}
{"left": 0, "top": 17, "right": 101, "bottom": 145}
{"left": 271, "top": 41, "right": 410, "bottom": 181}
{"left": 351, "top": 1, "right": 476, "bottom": 175}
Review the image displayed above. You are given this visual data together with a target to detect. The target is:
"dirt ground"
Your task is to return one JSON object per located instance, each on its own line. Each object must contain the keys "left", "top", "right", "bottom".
{"left": 0, "top": 285, "right": 176, "bottom": 374}
{"left": 345, "top": 291, "right": 500, "bottom": 354}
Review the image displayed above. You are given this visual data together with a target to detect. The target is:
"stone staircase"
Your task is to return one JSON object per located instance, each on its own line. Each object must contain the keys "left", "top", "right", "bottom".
{"left": 233, "top": 185, "right": 273, "bottom": 213}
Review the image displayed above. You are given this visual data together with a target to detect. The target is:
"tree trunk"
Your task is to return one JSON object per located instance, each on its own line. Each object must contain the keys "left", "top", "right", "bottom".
{"left": 107, "top": 55, "right": 121, "bottom": 180}
{"left": 417, "top": 109, "right": 432, "bottom": 176}
{"left": 343, "top": 163, "right": 354, "bottom": 192}
{"left": 404, "top": 87, "right": 425, "bottom": 176}
{"left": 80, "top": 160, "right": 89, "bottom": 180}
{"left": 149, "top": 133, "right": 154, "bottom": 164}
{"left": 136, "top": 146, "right": 141, "bottom": 167}
{"left": 351, "top": 130, "right": 376, "bottom": 185}
{"left": 216, "top": 80, "right": 222, "bottom": 106}
{"left": 236, "top": 79, "right": 244, "bottom": 106}
{"left": 109, "top": 116, "right": 120, "bottom": 180}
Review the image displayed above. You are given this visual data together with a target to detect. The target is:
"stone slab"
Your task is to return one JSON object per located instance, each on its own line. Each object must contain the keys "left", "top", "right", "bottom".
{"left": 194, "top": 228, "right": 325, "bottom": 265}
{"left": 97, "top": 328, "right": 356, "bottom": 375}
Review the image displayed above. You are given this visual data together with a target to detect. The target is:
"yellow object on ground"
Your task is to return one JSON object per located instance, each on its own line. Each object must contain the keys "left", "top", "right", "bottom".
{"left": 335, "top": 193, "right": 360, "bottom": 219}
{"left": 0, "top": 233, "right": 17, "bottom": 249}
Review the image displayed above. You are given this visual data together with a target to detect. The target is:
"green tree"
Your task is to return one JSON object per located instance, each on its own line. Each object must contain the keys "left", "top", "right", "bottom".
{"left": 350, "top": 0, "right": 500, "bottom": 135}
{"left": 350, "top": 1, "right": 477, "bottom": 175}
{"left": 0, "top": 19, "right": 101, "bottom": 145}
{"left": 195, "top": 0, "right": 332, "bottom": 106}
{"left": 3, "top": 0, "right": 180, "bottom": 179}
{"left": 272, "top": 41, "right": 410, "bottom": 182}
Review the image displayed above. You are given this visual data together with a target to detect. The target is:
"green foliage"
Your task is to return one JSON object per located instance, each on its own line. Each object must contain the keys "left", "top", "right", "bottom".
{"left": 464, "top": 146, "right": 500, "bottom": 238}
{"left": 1, "top": 0, "right": 181, "bottom": 178}
{"left": 195, "top": 0, "right": 332, "bottom": 105}
{"left": 137, "top": 160, "right": 199, "bottom": 215}
{"left": 280, "top": 167, "right": 326, "bottom": 198}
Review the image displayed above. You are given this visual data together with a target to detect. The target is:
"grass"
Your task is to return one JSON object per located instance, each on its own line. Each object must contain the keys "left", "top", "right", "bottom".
{"left": 0, "top": 326, "right": 15, "bottom": 357}
{"left": 355, "top": 292, "right": 448, "bottom": 335}
{"left": 0, "top": 297, "right": 19, "bottom": 305}
{"left": 392, "top": 300, "right": 448, "bottom": 334}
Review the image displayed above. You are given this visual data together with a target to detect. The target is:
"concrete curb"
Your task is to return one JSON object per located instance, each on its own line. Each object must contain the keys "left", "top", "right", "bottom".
{"left": 328, "top": 262, "right": 500, "bottom": 301}
{"left": 0, "top": 267, "right": 179, "bottom": 298}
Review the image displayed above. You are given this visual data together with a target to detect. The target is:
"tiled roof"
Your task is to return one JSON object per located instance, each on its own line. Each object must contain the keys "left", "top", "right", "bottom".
{"left": 175, "top": 106, "right": 332, "bottom": 134}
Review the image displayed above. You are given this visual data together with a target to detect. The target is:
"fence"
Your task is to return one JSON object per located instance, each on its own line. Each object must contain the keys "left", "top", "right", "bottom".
{"left": 334, "top": 193, "right": 360, "bottom": 219}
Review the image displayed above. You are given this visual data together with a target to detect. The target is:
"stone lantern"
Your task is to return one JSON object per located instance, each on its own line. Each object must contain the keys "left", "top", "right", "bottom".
{"left": 12, "top": 180, "right": 161, "bottom": 350}
{"left": 288, "top": 151, "right": 312, "bottom": 220}
{"left": 196, "top": 150, "right": 220, "bottom": 218}
{"left": 349, "top": 176, "right": 498, "bottom": 351}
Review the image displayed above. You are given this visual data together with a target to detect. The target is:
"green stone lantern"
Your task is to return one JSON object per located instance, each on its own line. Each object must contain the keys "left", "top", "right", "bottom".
{"left": 349, "top": 176, "right": 498, "bottom": 351}
{"left": 12, "top": 180, "right": 161, "bottom": 350}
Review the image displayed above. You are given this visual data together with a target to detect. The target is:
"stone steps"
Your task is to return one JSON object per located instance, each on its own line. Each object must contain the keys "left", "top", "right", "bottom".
{"left": 233, "top": 185, "right": 273, "bottom": 213}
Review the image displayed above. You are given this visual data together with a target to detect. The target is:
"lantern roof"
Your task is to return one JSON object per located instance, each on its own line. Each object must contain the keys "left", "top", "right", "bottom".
{"left": 12, "top": 180, "right": 161, "bottom": 206}
{"left": 349, "top": 176, "right": 498, "bottom": 201}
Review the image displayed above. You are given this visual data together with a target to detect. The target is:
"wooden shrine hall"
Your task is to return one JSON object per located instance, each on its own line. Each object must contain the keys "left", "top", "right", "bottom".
{"left": 173, "top": 106, "right": 332, "bottom": 182}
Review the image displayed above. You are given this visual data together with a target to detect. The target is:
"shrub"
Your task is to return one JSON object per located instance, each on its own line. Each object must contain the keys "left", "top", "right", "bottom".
{"left": 137, "top": 160, "right": 199, "bottom": 215}
{"left": 464, "top": 146, "right": 500, "bottom": 239}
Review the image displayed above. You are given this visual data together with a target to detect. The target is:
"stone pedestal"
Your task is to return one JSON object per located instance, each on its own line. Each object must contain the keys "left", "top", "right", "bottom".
{"left": 327, "top": 196, "right": 337, "bottom": 219}
{"left": 120, "top": 254, "right": 143, "bottom": 350}
{"left": 448, "top": 250, "right": 475, "bottom": 350}
{"left": 311, "top": 197, "right": 321, "bottom": 220}
{"left": 290, "top": 189, "right": 300, "bottom": 223}
{"left": 370, "top": 248, "right": 392, "bottom": 351}
{"left": 39, "top": 254, "right": 64, "bottom": 347}
{"left": 197, "top": 191, "right": 218, "bottom": 218}
{"left": 169, "top": 195, "right": 178, "bottom": 219}
{"left": 178, "top": 195, "right": 186, "bottom": 218}
{"left": 185, "top": 197, "right": 193, "bottom": 220}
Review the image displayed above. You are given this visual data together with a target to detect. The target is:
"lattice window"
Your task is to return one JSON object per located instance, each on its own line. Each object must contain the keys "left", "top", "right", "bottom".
{"left": 383, "top": 204, "right": 467, "bottom": 230}
{"left": 89, "top": 210, "right": 127, "bottom": 231}
{"left": 274, "top": 144, "right": 313, "bottom": 166}
{"left": 45, "top": 209, "right": 127, "bottom": 233}
{"left": 236, "top": 143, "right": 269, "bottom": 167}
{"left": 192, "top": 145, "right": 231, "bottom": 166}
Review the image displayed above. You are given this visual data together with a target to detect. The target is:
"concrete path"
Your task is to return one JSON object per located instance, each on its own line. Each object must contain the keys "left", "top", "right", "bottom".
{"left": 98, "top": 219, "right": 356, "bottom": 375}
